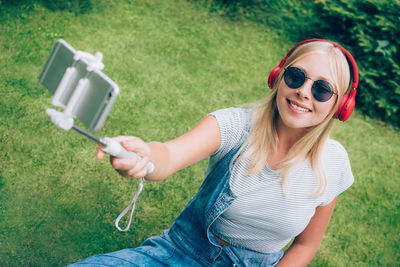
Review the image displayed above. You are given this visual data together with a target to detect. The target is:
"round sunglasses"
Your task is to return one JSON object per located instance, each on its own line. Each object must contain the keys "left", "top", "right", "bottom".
{"left": 283, "top": 67, "right": 337, "bottom": 102}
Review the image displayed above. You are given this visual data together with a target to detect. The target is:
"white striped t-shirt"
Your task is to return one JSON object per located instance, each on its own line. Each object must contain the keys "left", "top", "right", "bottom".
{"left": 208, "top": 107, "right": 354, "bottom": 253}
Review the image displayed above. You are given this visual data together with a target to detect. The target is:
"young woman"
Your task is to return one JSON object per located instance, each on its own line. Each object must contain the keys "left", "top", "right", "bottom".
{"left": 72, "top": 39, "right": 358, "bottom": 266}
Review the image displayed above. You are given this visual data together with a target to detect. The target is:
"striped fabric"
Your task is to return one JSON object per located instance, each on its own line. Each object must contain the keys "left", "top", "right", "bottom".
{"left": 207, "top": 108, "right": 354, "bottom": 253}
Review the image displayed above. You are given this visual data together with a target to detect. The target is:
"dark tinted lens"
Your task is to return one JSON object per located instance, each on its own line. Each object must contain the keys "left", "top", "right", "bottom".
{"left": 312, "top": 80, "right": 334, "bottom": 102}
{"left": 284, "top": 67, "right": 305, "bottom": 88}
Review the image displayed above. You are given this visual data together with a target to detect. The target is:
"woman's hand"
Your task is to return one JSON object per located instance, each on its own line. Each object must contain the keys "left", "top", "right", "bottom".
{"left": 96, "top": 136, "right": 151, "bottom": 178}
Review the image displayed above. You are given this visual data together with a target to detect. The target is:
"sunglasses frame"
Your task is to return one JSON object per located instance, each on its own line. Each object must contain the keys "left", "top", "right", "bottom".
{"left": 283, "top": 67, "right": 337, "bottom": 102}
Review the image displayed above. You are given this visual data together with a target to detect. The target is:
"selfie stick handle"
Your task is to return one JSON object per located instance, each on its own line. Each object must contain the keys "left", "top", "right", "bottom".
{"left": 101, "top": 137, "right": 155, "bottom": 174}
{"left": 69, "top": 124, "right": 154, "bottom": 174}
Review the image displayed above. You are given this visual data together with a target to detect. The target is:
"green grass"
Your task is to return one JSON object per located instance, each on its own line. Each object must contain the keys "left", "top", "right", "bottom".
{"left": 0, "top": 0, "right": 399, "bottom": 266}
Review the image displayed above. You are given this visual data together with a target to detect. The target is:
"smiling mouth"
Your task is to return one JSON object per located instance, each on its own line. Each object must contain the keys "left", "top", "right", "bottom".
{"left": 287, "top": 99, "right": 312, "bottom": 112}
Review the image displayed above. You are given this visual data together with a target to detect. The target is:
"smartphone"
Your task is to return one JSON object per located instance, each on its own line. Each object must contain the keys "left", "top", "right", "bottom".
{"left": 39, "top": 39, "right": 120, "bottom": 132}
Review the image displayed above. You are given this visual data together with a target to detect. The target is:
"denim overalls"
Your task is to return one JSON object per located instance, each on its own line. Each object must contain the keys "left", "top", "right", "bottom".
{"left": 71, "top": 136, "right": 283, "bottom": 266}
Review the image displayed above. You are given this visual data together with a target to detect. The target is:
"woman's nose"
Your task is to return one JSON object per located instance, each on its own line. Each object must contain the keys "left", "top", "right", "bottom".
{"left": 296, "top": 78, "right": 313, "bottom": 100}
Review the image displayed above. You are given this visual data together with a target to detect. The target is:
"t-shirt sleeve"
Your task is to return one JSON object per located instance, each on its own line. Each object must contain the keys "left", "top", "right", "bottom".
{"left": 320, "top": 140, "right": 354, "bottom": 206}
{"left": 208, "top": 107, "right": 251, "bottom": 163}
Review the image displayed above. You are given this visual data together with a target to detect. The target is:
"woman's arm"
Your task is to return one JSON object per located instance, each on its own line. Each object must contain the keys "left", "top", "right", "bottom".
{"left": 96, "top": 115, "right": 221, "bottom": 181}
{"left": 276, "top": 197, "right": 338, "bottom": 267}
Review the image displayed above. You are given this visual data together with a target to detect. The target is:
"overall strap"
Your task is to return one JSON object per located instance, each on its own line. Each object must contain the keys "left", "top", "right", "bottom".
{"left": 168, "top": 126, "right": 250, "bottom": 265}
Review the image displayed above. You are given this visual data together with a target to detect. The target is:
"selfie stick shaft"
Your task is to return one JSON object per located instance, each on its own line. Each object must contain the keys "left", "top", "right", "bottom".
{"left": 72, "top": 125, "right": 106, "bottom": 146}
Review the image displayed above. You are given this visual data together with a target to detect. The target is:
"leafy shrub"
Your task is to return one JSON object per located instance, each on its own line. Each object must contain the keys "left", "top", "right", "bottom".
{"left": 312, "top": 0, "right": 400, "bottom": 128}
{"left": 197, "top": 0, "right": 400, "bottom": 128}
{"left": 42, "top": 0, "right": 100, "bottom": 14}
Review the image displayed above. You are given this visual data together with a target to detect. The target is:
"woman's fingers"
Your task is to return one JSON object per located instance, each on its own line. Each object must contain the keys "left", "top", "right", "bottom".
{"left": 96, "top": 144, "right": 107, "bottom": 159}
{"left": 126, "top": 155, "right": 150, "bottom": 178}
{"left": 99, "top": 136, "right": 151, "bottom": 178}
{"left": 119, "top": 137, "right": 151, "bottom": 159}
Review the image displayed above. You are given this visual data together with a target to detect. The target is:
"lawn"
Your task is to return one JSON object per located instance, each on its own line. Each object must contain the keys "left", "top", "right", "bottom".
{"left": 0, "top": 0, "right": 398, "bottom": 266}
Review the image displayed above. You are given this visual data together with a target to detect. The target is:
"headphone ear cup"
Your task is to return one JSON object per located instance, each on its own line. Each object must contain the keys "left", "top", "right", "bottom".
{"left": 334, "top": 94, "right": 355, "bottom": 122}
{"left": 268, "top": 65, "right": 282, "bottom": 89}
{"left": 334, "top": 94, "right": 348, "bottom": 119}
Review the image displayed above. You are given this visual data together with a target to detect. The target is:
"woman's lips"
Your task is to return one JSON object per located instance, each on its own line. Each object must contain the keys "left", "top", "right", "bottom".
{"left": 287, "top": 99, "right": 312, "bottom": 113}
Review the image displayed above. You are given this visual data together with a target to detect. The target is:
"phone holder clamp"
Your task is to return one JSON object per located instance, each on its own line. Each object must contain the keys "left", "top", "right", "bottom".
{"left": 74, "top": 50, "right": 104, "bottom": 72}
{"left": 46, "top": 108, "right": 74, "bottom": 131}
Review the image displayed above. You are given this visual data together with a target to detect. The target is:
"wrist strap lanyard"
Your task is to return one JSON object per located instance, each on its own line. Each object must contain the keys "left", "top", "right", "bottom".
{"left": 114, "top": 178, "right": 144, "bottom": 232}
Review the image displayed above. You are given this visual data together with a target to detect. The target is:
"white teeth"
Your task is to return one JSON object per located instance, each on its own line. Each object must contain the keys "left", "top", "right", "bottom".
{"left": 290, "top": 101, "right": 309, "bottom": 112}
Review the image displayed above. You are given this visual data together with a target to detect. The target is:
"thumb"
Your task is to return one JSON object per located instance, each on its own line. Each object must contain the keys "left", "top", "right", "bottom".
{"left": 120, "top": 138, "right": 151, "bottom": 158}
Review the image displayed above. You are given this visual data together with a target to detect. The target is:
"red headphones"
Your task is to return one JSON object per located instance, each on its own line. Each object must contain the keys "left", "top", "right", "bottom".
{"left": 268, "top": 39, "right": 359, "bottom": 122}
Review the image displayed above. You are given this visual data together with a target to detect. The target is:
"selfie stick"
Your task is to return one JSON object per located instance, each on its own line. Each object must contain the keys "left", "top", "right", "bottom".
{"left": 43, "top": 42, "right": 155, "bottom": 231}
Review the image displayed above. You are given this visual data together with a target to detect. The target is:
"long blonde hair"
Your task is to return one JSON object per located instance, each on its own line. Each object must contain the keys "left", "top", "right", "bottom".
{"left": 234, "top": 41, "right": 351, "bottom": 195}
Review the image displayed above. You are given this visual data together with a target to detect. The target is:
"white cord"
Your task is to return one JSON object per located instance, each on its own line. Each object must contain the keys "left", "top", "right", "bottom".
{"left": 114, "top": 178, "right": 144, "bottom": 232}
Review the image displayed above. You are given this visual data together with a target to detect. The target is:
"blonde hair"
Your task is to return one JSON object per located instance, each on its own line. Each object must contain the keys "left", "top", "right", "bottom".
{"left": 234, "top": 41, "right": 351, "bottom": 195}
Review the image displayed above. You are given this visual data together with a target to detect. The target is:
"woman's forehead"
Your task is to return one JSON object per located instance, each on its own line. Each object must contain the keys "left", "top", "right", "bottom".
{"left": 291, "top": 53, "right": 335, "bottom": 84}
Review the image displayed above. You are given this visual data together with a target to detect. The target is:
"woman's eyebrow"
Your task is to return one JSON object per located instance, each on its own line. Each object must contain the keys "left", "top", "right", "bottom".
{"left": 292, "top": 64, "right": 335, "bottom": 85}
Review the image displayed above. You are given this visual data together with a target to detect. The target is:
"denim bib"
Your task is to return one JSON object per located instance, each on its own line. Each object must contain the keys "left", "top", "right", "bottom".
{"left": 169, "top": 138, "right": 241, "bottom": 265}
{"left": 168, "top": 132, "right": 282, "bottom": 267}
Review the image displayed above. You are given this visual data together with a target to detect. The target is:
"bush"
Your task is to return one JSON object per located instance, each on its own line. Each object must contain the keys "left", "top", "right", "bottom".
{"left": 312, "top": 0, "right": 400, "bottom": 128}
{"left": 197, "top": 0, "right": 400, "bottom": 128}
{"left": 198, "top": 0, "right": 316, "bottom": 32}
{"left": 42, "top": 0, "right": 100, "bottom": 13}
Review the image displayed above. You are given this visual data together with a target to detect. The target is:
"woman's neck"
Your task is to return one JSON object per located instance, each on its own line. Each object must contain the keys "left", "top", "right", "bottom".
{"left": 267, "top": 119, "right": 308, "bottom": 170}
{"left": 276, "top": 119, "right": 308, "bottom": 153}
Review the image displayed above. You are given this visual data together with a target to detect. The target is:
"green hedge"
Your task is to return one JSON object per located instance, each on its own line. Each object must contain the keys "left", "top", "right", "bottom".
{"left": 198, "top": 0, "right": 400, "bottom": 128}
{"left": 313, "top": 0, "right": 399, "bottom": 128}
